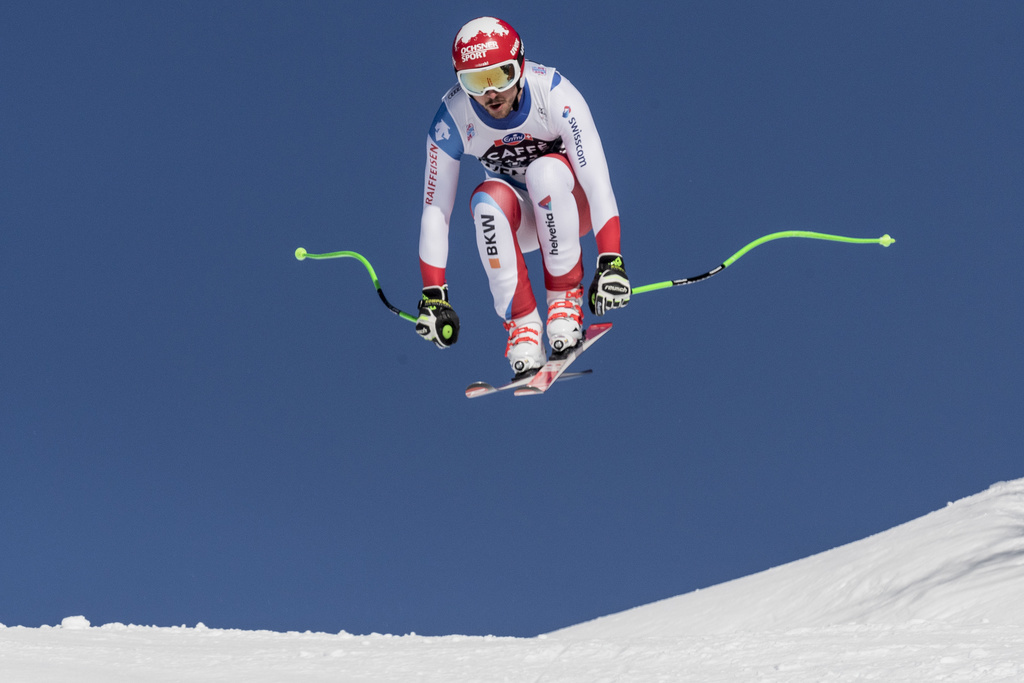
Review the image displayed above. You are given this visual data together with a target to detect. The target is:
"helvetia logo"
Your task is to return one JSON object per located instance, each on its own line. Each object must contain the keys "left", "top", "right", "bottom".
{"left": 538, "top": 196, "right": 552, "bottom": 211}
{"left": 545, "top": 210, "right": 557, "bottom": 255}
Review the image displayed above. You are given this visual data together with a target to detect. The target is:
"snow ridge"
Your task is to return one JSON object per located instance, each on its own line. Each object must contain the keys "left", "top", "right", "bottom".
{"left": 554, "top": 479, "right": 1024, "bottom": 639}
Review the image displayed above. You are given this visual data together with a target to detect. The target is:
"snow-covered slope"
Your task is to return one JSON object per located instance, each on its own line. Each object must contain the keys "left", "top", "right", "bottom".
{"left": 554, "top": 478, "right": 1024, "bottom": 639}
{"left": 2, "top": 479, "right": 1023, "bottom": 682}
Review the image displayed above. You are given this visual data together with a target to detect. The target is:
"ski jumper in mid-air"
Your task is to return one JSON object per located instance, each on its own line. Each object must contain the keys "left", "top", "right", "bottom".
{"left": 415, "top": 16, "right": 631, "bottom": 376}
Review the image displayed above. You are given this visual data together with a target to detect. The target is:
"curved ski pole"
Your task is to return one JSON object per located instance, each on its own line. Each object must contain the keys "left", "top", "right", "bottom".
{"left": 631, "top": 231, "right": 895, "bottom": 295}
{"left": 294, "top": 248, "right": 417, "bottom": 322}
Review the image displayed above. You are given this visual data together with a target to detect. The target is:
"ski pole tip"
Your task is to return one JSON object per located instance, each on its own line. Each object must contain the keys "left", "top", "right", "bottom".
{"left": 295, "top": 247, "right": 308, "bottom": 260}
{"left": 879, "top": 234, "right": 895, "bottom": 247}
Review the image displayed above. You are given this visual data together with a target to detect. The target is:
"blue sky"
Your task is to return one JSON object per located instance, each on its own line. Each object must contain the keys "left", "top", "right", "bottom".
{"left": 3, "top": 1, "right": 1021, "bottom": 637}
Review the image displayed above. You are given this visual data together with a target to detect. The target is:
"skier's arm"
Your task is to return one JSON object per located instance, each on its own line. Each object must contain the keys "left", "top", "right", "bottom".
{"left": 419, "top": 102, "right": 463, "bottom": 289}
{"left": 549, "top": 74, "right": 630, "bottom": 314}
{"left": 549, "top": 74, "right": 621, "bottom": 255}
{"left": 416, "top": 101, "right": 464, "bottom": 347}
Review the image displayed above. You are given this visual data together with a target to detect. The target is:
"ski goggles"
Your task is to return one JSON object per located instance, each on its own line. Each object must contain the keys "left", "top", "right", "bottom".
{"left": 457, "top": 59, "right": 521, "bottom": 96}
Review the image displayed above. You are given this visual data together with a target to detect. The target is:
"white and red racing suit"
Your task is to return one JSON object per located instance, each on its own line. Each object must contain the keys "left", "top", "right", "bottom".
{"left": 419, "top": 60, "right": 622, "bottom": 322}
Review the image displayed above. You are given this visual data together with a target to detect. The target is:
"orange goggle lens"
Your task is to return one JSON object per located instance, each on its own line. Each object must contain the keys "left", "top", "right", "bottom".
{"left": 458, "top": 61, "right": 521, "bottom": 96}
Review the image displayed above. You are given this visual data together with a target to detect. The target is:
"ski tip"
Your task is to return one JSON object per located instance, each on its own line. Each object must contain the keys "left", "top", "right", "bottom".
{"left": 584, "top": 322, "right": 613, "bottom": 339}
{"left": 465, "top": 381, "right": 496, "bottom": 399}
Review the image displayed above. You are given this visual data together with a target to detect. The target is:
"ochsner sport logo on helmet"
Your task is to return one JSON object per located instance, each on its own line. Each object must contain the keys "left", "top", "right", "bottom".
{"left": 461, "top": 40, "right": 498, "bottom": 62}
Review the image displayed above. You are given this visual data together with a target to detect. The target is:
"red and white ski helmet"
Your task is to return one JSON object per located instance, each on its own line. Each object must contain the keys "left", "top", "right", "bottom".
{"left": 451, "top": 17, "right": 525, "bottom": 95}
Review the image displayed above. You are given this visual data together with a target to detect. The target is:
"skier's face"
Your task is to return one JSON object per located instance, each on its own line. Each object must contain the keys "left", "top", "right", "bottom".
{"left": 471, "top": 85, "right": 520, "bottom": 119}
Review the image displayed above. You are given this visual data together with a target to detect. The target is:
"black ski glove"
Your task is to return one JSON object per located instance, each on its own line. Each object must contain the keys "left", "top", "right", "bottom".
{"left": 416, "top": 285, "right": 460, "bottom": 348}
{"left": 588, "top": 253, "right": 631, "bottom": 315}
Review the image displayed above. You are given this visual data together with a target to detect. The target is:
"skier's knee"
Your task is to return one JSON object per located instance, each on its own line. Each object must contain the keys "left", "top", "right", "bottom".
{"left": 525, "top": 154, "right": 574, "bottom": 193}
{"left": 471, "top": 180, "right": 521, "bottom": 228}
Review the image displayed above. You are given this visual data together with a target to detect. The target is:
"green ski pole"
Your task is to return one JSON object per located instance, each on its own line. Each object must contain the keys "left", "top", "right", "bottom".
{"left": 632, "top": 231, "right": 895, "bottom": 295}
{"left": 294, "top": 247, "right": 417, "bottom": 322}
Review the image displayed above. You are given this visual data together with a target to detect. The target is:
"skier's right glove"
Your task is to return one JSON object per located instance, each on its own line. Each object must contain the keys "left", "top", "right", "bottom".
{"left": 588, "top": 253, "right": 631, "bottom": 315}
{"left": 415, "top": 285, "right": 460, "bottom": 349}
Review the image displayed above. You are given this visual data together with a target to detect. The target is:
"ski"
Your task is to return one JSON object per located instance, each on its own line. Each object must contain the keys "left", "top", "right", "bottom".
{"left": 514, "top": 322, "right": 613, "bottom": 396}
{"left": 465, "top": 369, "right": 593, "bottom": 399}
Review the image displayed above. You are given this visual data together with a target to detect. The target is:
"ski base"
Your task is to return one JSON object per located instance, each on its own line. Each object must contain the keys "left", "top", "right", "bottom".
{"left": 465, "top": 369, "right": 592, "bottom": 399}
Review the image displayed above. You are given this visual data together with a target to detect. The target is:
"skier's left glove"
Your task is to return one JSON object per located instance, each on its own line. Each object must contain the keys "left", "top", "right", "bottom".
{"left": 416, "top": 285, "right": 460, "bottom": 348}
{"left": 588, "top": 253, "right": 631, "bottom": 315}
